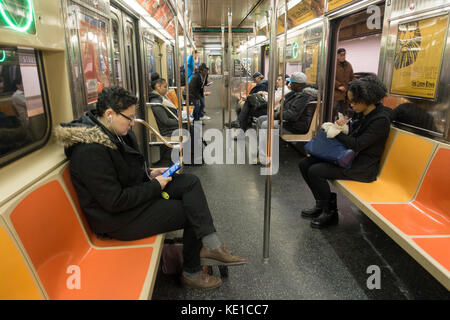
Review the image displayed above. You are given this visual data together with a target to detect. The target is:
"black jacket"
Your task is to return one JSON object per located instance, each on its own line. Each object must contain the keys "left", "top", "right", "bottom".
{"left": 249, "top": 80, "right": 268, "bottom": 95}
{"left": 282, "top": 87, "right": 318, "bottom": 134}
{"left": 336, "top": 104, "right": 391, "bottom": 182}
{"left": 54, "top": 110, "right": 162, "bottom": 235}
{"left": 188, "top": 71, "right": 208, "bottom": 101}
{"left": 148, "top": 92, "right": 178, "bottom": 136}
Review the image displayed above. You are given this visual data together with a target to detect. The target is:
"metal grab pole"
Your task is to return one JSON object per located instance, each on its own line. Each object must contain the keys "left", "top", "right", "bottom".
{"left": 183, "top": 0, "right": 191, "bottom": 131}
{"left": 227, "top": 8, "right": 232, "bottom": 128}
{"left": 221, "top": 24, "right": 226, "bottom": 128}
{"left": 174, "top": 9, "right": 183, "bottom": 164}
{"left": 263, "top": 0, "right": 278, "bottom": 263}
{"left": 280, "top": 0, "right": 288, "bottom": 134}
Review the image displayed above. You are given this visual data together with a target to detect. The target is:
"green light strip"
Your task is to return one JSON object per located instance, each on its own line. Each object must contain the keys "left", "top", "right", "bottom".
{"left": 0, "top": 50, "right": 5, "bottom": 62}
{"left": 0, "top": 0, "right": 34, "bottom": 32}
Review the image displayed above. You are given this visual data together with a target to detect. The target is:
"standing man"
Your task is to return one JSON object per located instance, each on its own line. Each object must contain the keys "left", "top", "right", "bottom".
{"left": 334, "top": 48, "right": 355, "bottom": 120}
{"left": 189, "top": 63, "right": 210, "bottom": 121}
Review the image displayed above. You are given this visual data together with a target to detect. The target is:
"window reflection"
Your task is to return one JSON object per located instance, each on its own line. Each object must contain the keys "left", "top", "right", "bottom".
{"left": 0, "top": 46, "right": 46, "bottom": 158}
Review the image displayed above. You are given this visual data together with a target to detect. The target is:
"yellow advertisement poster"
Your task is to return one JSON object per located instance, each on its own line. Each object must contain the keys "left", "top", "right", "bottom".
{"left": 304, "top": 42, "right": 320, "bottom": 85}
{"left": 390, "top": 15, "right": 448, "bottom": 99}
{"left": 327, "top": 0, "right": 354, "bottom": 12}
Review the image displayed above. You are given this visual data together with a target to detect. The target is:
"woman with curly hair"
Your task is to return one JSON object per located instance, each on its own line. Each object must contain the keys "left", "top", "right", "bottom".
{"left": 299, "top": 76, "right": 392, "bottom": 228}
{"left": 55, "top": 86, "right": 246, "bottom": 290}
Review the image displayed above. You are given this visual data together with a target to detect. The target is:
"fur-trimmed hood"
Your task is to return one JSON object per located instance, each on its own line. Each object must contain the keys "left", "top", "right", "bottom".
{"left": 54, "top": 111, "right": 118, "bottom": 157}
{"left": 302, "top": 86, "right": 318, "bottom": 98}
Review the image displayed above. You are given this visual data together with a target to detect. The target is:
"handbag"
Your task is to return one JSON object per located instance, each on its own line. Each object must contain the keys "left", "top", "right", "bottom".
{"left": 161, "top": 238, "right": 184, "bottom": 275}
{"left": 304, "top": 129, "right": 357, "bottom": 169}
{"left": 247, "top": 93, "right": 267, "bottom": 110}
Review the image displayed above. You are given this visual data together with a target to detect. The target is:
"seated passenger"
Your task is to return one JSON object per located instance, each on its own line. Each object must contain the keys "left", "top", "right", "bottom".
{"left": 55, "top": 86, "right": 246, "bottom": 289}
{"left": 256, "top": 72, "right": 317, "bottom": 163}
{"left": 299, "top": 75, "right": 391, "bottom": 228}
{"left": 236, "top": 72, "right": 270, "bottom": 132}
{"left": 148, "top": 76, "right": 179, "bottom": 136}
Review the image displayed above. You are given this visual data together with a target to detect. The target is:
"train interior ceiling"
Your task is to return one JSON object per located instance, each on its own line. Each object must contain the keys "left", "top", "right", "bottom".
{"left": 0, "top": 0, "right": 449, "bottom": 300}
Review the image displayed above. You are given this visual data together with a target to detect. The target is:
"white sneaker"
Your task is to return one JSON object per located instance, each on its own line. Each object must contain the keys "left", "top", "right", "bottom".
{"left": 200, "top": 115, "right": 211, "bottom": 120}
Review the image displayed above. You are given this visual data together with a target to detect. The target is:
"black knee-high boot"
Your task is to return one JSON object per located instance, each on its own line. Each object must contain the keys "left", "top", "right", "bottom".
{"left": 310, "top": 193, "right": 339, "bottom": 229}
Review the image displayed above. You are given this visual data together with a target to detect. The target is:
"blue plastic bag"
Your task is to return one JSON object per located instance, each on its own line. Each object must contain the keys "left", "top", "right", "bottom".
{"left": 304, "top": 129, "right": 357, "bottom": 169}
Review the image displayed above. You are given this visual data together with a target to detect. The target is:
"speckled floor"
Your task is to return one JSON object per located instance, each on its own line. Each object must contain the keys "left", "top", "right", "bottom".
{"left": 151, "top": 80, "right": 450, "bottom": 300}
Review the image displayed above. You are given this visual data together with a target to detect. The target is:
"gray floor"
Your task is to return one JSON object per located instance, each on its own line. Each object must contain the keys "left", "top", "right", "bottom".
{"left": 152, "top": 88, "right": 450, "bottom": 300}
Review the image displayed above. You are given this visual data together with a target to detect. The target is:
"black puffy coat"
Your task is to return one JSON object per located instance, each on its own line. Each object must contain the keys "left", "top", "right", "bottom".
{"left": 282, "top": 86, "right": 318, "bottom": 134}
{"left": 54, "top": 110, "right": 162, "bottom": 235}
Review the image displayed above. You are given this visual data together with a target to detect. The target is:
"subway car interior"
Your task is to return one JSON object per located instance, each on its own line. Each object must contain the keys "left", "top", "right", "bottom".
{"left": 0, "top": 0, "right": 449, "bottom": 302}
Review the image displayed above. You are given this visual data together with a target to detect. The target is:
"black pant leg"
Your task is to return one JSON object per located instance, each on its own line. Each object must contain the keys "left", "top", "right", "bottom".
{"left": 163, "top": 173, "right": 216, "bottom": 239}
{"left": 238, "top": 101, "right": 251, "bottom": 131}
{"left": 299, "top": 156, "right": 349, "bottom": 201}
{"left": 108, "top": 198, "right": 203, "bottom": 273}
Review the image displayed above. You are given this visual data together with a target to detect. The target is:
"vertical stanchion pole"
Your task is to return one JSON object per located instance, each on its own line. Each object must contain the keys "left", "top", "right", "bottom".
{"left": 280, "top": 0, "right": 288, "bottom": 134}
{"left": 263, "top": 0, "right": 278, "bottom": 264}
{"left": 227, "top": 8, "right": 232, "bottom": 128}
{"left": 221, "top": 24, "right": 226, "bottom": 128}
{"left": 246, "top": 35, "right": 249, "bottom": 100}
{"left": 174, "top": 9, "right": 183, "bottom": 164}
{"left": 183, "top": 0, "right": 191, "bottom": 131}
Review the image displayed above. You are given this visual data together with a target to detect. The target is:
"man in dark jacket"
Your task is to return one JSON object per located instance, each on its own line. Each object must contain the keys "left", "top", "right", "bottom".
{"left": 189, "top": 63, "right": 209, "bottom": 121}
{"left": 248, "top": 72, "right": 268, "bottom": 95}
{"left": 235, "top": 72, "right": 269, "bottom": 131}
{"left": 333, "top": 48, "right": 355, "bottom": 120}
{"left": 280, "top": 72, "right": 318, "bottom": 134}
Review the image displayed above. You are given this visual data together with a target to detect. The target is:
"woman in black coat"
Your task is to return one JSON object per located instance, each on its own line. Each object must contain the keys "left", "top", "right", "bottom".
{"left": 299, "top": 76, "right": 391, "bottom": 228}
{"left": 55, "top": 86, "right": 246, "bottom": 289}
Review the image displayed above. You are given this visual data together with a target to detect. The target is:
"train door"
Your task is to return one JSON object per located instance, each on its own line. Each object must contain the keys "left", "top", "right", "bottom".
{"left": 325, "top": 2, "right": 385, "bottom": 121}
{"left": 63, "top": 0, "right": 113, "bottom": 117}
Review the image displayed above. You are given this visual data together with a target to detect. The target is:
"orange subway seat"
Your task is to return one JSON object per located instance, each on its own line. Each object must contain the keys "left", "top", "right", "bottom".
{"left": 412, "top": 237, "right": 450, "bottom": 272}
{"left": 61, "top": 166, "right": 157, "bottom": 247}
{"left": 0, "top": 221, "right": 43, "bottom": 300}
{"left": 341, "top": 132, "right": 435, "bottom": 203}
{"left": 10, "top": 180, "right": 154, "bottom": 300}
{"left": 372, "top": 147, "right": 450, "bottom": 236}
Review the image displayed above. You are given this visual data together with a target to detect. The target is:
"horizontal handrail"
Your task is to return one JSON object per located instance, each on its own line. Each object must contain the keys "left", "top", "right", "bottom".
{"left": 134, "top": 119, "right": 181, "bottom": 149}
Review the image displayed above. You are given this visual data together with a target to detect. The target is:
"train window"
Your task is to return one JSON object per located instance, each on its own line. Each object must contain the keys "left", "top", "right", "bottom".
{"left": 111, "top": 18, "right": 123, "bottom": 87}
{"left": 303, "top": 42, "right": 319, "bottom": 85}
{"left": 125, "top": 23, "right": 137, "bottom": 95}
{"left": 166, "top": 45, "right": 174, "bottom": 86}
{"left": 0, "top": 46, "right": 49, "bottom": 166}
{"left": 78, "top": 12, "right": 111, "bottom": 104}
{"left": 144, "top": 40, "right": 155, "bottom": 84}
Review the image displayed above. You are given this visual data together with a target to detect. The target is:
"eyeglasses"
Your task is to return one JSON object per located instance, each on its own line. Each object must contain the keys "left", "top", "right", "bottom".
{"left": 118, "top": 112, "right": 136, "bottom": 123}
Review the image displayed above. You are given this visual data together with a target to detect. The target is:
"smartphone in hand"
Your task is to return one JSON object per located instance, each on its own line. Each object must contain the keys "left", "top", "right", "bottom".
{"left": 161, "top": 161, "right": 181, "bottom": 178}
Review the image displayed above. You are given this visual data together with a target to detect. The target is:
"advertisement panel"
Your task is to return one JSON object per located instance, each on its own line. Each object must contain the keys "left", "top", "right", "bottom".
{"left": 390, "top": 15, "right": 448, "bottom": 99}
{"left": 78, "top": 13, "right": 111, "bottom": 104}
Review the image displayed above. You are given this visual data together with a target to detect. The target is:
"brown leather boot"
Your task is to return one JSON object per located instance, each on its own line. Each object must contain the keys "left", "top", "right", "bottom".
{"left": 180, "top": 270, "right": 222, "bottom": 289}
{"left": 200, "top": 244, "right": 247, "bottom": 266}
